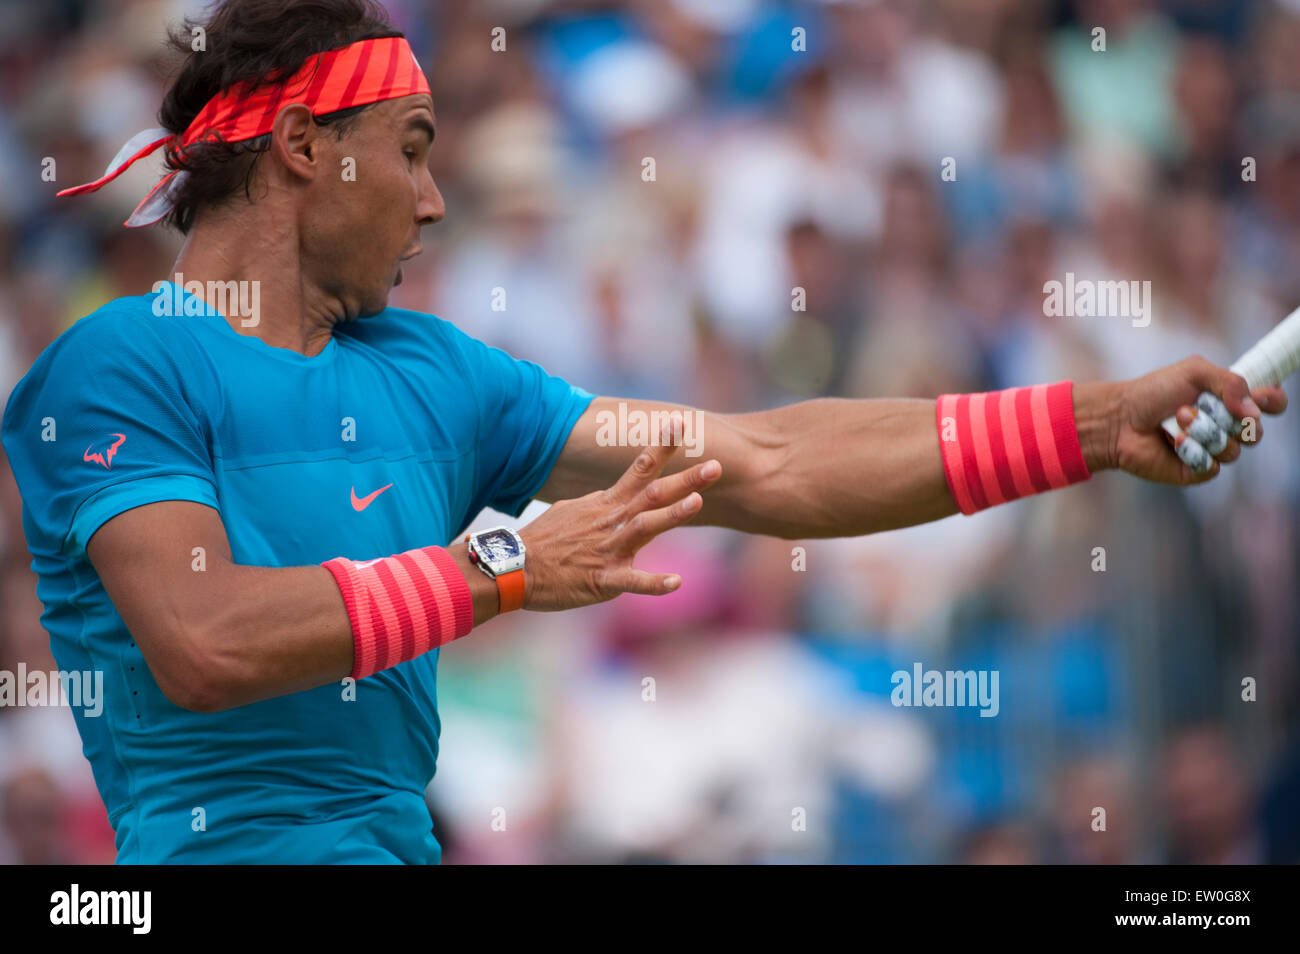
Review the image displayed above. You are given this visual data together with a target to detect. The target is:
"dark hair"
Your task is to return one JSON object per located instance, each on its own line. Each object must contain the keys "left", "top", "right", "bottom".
{"left": 156, "top": 0, "right": 402, "bottom": 233}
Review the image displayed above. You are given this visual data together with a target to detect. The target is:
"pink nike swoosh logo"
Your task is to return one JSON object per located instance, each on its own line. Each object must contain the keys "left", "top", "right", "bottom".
{"left": 351, "top": 483, "right": 393, "bottom": 511}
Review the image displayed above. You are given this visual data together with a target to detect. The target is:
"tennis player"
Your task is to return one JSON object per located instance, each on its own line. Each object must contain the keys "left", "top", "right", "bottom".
{"left": 1, "top": 0, "right": 1288, "bottom": 863}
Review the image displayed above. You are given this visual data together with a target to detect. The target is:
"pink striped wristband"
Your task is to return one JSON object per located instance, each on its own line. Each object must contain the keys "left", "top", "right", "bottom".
{"left": 322, "top": 546, "right": 474, "bottom": 680}
{"left": 935, "top": 380, "right": 1091, "bottom": 515}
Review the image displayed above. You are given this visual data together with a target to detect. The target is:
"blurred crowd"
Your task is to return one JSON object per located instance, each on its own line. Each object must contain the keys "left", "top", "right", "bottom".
{"left": 2, "top": 0, "right": 1300, "bottom": 863}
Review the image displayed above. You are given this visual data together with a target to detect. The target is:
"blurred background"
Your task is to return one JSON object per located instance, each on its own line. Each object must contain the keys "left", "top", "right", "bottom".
{"left": 2, "top": 0, "right": 1300, "bottom": 864}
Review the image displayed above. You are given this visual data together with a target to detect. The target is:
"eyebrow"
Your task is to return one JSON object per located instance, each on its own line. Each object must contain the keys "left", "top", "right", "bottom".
{"left": 406, "top": 116, "right": 436, "bottom": 144}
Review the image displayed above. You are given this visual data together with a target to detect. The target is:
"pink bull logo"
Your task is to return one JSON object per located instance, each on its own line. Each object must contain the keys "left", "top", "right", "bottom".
{"left": 83, "top": 433, "right": 126, "bottom": 469}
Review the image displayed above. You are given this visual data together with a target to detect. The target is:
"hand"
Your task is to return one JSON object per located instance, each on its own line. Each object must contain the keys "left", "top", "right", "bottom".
{"left": 1109, "top": 356, "right": 1288, "bottom": 485}
{"left": 517, "top": 417, "right": 722, "bottom": 611}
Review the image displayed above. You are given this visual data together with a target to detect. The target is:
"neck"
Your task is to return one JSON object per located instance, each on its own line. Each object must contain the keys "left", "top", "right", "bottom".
{"left": 169, "top": 207, "right": 341, "bottom": 357}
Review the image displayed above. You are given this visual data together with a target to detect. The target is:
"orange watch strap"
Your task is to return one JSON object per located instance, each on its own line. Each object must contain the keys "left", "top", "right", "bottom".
{"left": 497, "top": 568, "right": 526, "bottom": 613}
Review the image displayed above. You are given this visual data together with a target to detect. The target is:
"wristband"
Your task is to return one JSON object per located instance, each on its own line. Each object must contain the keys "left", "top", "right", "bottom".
{"left": 936, "top": 380, "right": 1091, "bottom": 515}
{"left": 322, "top": 545, "right": 474, "bottom": 680}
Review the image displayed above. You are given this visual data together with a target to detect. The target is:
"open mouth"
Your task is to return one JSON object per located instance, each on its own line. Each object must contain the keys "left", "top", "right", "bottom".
{"left": 394, "top": 245, "right": 421, "bottom": 287}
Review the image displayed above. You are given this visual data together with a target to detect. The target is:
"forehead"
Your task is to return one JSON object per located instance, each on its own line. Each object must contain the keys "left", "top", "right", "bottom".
{"left": 363, "top": 93, "right": 435, "bottom": 129}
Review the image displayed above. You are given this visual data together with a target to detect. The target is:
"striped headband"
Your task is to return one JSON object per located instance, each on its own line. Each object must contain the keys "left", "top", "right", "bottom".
{"left": 57, "top": 35, "right": 431, "bottom": 228}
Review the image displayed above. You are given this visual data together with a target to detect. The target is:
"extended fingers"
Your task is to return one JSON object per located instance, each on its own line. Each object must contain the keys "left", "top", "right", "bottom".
{"left": 613, "top": 489, "right": 705, "bottom": 550}
{"left": 615, "top": 457, "right": 721, "bottom": 548}
{"left": 602, "top": 567, "right": 683, "bottom": 596}
{"left": 605, "top": 416, "right": 687, "bottom": 502}
{"left": 640, "top": 458, "right": 721, "bottom": 511}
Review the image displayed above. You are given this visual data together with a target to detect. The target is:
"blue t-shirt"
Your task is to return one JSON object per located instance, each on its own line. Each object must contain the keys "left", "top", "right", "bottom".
{"left": 0, "top": 282, "right": 595, "bottom": 863}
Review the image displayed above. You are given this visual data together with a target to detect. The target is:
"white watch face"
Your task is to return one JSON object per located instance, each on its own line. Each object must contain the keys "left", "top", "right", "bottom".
{"left": 474, "top": 529, "right": 524, "bottom": 573}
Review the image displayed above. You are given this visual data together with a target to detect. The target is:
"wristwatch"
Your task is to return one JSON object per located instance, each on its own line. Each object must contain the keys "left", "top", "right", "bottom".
{"left": 464, "top": 526, "right": 527, "bottom": 613}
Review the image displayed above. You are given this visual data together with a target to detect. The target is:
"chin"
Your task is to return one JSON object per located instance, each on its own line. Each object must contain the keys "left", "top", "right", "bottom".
{"left": 351, "top": 289, "right": 392, "bottom": 320}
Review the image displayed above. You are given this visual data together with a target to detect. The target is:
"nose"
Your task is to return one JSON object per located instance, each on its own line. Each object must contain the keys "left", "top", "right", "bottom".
{"left": 417, "top": 170, "right": 445, "bottom": 228}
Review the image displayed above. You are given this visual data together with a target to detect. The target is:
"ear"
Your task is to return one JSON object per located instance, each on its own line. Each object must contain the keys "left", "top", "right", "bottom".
{"left": 268, "top": 103, "right": 321, "bottom": 185}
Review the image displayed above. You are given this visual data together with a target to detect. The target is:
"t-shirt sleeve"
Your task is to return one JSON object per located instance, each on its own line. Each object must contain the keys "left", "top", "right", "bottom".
{"left": 1, "top": 313, "right": 220, "bottom": 559}
{"left": 449, "top": 327, "right": 596, "bottom": 520}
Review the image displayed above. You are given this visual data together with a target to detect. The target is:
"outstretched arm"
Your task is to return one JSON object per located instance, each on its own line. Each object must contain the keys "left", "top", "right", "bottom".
{"left": 536, "top": 359, "right": 1289, "bottom": 540}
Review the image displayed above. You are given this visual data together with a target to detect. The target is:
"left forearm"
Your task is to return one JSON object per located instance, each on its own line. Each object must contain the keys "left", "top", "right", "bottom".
{"left": 706, "top": 382, "right": 1120, "bottom": 539}
{"left": 702, "top": 397, "right": 954, "bottom": 538}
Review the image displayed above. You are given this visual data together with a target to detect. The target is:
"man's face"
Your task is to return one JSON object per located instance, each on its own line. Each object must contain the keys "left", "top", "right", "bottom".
{"left": 300, "top": 93, "right": 443, "bottom": 318}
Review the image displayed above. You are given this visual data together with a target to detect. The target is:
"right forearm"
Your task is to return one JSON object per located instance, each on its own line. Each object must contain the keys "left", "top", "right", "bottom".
{"left": 88, "top": 501, "right": 490, "bottom": 713}
{"left": 196, "top": 563, "right": 355, "bottom": 710}
{"left": 199, "top": 544, "right": 498, "bottom": 711}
